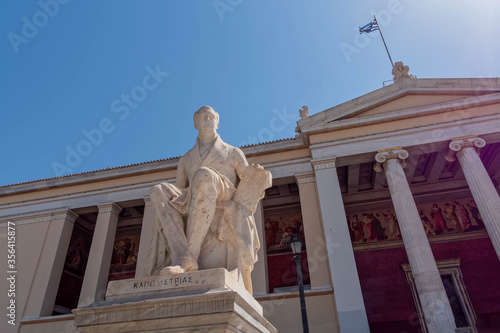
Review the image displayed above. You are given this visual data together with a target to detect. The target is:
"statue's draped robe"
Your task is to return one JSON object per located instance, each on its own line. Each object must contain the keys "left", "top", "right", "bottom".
{"left": 143, "top": 135, "right": 260, "bottom": 291}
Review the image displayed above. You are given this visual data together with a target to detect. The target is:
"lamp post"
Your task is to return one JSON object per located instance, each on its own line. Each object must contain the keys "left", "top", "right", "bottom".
{"left": 289, "top": 233, "right": 309, "bottom": 333}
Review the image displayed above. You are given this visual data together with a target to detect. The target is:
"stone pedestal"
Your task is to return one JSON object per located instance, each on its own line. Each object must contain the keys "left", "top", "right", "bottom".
{"left": 72, "top": 268, "right": 277, "bottom": 333}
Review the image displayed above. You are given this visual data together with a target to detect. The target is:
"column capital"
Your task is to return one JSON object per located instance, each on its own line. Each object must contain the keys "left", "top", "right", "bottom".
{"left": 1, "top": 208, "right": 79, "bottom": 227}
{"left": 51, "top": 209, "right": 79, "bottom": 223}
{"left": 97, "top": 202, "right": 122, "bottom": 216}
{"left": 295, "top": 173, "right": 316, "bottom": 185}
{"left": 143, "top": 197, "right": 152, "bottom": 207}
{"left": 445, "top": 136, "right": 486, "bottom": 162}
{"left": 311, "top": 158, "right": 336, "bottom": 171}
{"left": 374, "top": 148, "right": 409, "bottom": 172}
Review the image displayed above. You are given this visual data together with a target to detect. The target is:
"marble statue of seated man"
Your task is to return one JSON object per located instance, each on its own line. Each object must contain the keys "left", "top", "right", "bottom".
{"left": 143, "top": 106, "right": 271, "bottom": 293}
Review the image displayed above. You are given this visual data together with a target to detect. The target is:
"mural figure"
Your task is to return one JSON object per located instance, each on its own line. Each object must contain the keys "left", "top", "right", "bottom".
{"left": 453, "top": 201, "right": 472, "bottom": 232}
{"left": 113, "top": 238, "right": 134, "bottom": 265}
{"left": 362, "top": 214, "right": 379, "bottom": 242}
{"left": 467, "top": 200, "right": 484, "bottom": 229}
{"left": 381, "top": 210, "right": 401, "bottom": 240}
{"left": 279, "top": 226, "right": 295, "bottom": 247}
{"left": 430, "top": 204, "right": 447, "bottom": 234}
{"left": 420, "top": 210, "right": 436, "bottom": 237}
{"left": 69, "top": 244, "right": 82, "bottom": 269}
{"left": 295, "top": 218, "right": 305, "bottom": 242}
{"left": 65, "top": 234, "right": 88, "bottom": 272}
{"left": 265, "top": 218, "right": 277, "bottom": 249}
{"left": 372, "top": 213, "right": 387, "bottom": 240}
{"left": 443, "top": 203, "right": 462, "bottom": 233}
{"left": 350, "top": 214, "right": 364, "bottom": 244}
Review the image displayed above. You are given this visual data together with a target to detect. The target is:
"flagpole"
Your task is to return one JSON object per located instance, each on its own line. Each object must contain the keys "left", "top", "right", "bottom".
{"left": 374, "top": 15, "right": 394, "bottom": 68}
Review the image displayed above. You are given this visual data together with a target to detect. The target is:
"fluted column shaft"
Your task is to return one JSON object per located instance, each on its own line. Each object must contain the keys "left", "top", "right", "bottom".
{"left": 375, "top": 149, "right": 455, "bottom": 333}
{"left": 447, "top": 137, "right": 500, "bottom": 260}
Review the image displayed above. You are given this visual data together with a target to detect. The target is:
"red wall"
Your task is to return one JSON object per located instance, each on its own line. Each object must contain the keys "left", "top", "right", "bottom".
{"left": 354, "top": 237, "right": 500, "bottom": 332}
{"left": 267, "top": 251, "right": 310, "bottom": 293}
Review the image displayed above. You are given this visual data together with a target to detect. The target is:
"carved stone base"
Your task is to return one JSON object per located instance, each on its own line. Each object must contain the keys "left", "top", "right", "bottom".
{"left": 72, "top": 268, "right": 277, "bottom": 333}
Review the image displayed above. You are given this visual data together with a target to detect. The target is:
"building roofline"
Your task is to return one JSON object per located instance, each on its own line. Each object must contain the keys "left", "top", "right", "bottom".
{"left": 0, "top": 137, "right": 302, "bottom": 196}
{"left": 6, "top": 77, "right": 498, "bottom": 196}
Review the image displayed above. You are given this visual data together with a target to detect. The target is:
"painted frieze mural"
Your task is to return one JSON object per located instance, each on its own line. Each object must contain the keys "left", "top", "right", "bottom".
{"left": 108, "top": 230, "right": 141, "bottom": 281}
{"left": 347, "top": 198, "right": 485, "bottom": 246}
{"left": 111, "top": 236, "right": 140, "bottom": 266}
{"left": 65, "top": 232, "right": 92, "bottom": 275}
{"left": 265, "top": 211, "right": 306, "bottom": 254}
{"left": 264, "top": 210, "right": 310, "bottom": 292}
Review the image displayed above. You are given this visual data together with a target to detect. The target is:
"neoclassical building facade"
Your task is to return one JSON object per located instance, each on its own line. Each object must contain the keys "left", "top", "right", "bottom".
{"left": 1, "top": 76, "right": 500, "bottom": 333}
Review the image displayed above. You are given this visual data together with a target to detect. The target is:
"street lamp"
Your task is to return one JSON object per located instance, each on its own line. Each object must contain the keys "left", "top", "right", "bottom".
{"left": 289, "top": 233, "right": 309, "bottom": 333}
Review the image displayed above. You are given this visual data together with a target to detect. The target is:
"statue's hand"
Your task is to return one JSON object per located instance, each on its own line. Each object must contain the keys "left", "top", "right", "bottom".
{"left": 250, "top": 163, "right": 264, "bottom": 171}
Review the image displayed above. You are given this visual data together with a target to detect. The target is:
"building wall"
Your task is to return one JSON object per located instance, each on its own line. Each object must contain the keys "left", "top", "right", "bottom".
{"left": 355, "top": 237, "right": 500, "bottom": 332}
{"left": 259, "top": 294, "right": 338, "bottom": 333}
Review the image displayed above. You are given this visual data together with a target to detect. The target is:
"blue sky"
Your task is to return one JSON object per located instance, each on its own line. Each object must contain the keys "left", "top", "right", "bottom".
{"left": 1, "top": 0, "right": 499, "bottom": 187}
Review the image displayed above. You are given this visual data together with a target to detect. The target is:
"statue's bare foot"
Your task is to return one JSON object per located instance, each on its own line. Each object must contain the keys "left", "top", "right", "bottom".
{"left": 159, "top": 265, "right": 185, "bottom": 275}
{"left": 180, "top": 256, "right": 199, "bottom": 272}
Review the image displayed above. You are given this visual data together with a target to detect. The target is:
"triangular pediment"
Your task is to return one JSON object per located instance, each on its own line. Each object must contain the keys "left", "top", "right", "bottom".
{"left": 339, "top": 94, "right": 472, "bottom": 120}
{"left": 298, "top": 78, "right": 500, "bottom": 134}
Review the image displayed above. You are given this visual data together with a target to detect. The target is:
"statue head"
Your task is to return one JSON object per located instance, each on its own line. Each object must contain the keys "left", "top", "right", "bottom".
{"left": 193, "top": 106, "right": 219, "bottom": 131}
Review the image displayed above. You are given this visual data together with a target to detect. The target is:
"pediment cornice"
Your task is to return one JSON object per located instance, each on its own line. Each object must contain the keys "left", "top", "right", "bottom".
{"left": 301, "top": 90, "right": 500, "bottom": 135}
{"left": 298, "top": 78, "right": 500, "bottom": 134}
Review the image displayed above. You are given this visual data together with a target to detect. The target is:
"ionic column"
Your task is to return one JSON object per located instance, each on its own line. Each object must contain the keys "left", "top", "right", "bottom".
{"left": 374, "top": 149, "right": 455, "bottom": 333}
{"left": 446, "top": 136, "right": 500, "bottom": 260}
{"left": 312, "top": 158, "right": 369, "bottom": 333}
{"left": 78, "top": 202, "right": 122, "bottom": 307}
{"left": 295, "top": 173, "right": 331, "bottom": 288}
{"left": 135, "top": 197, "right": 154, "bottom": 278}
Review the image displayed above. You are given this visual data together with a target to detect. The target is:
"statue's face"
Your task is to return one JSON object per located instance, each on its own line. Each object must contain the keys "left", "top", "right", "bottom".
{"left": 194, "top": 109, "right": 219, "bottom": 131}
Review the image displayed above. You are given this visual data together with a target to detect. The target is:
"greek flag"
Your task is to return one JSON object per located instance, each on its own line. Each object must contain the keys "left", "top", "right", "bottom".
{"left": 359, "top": 19, "right": 379, "bottom": 34}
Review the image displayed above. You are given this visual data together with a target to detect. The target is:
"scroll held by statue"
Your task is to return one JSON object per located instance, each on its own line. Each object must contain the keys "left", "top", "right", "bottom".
{"left": 233, "top": 164, "right": 272, "bottom": 214}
